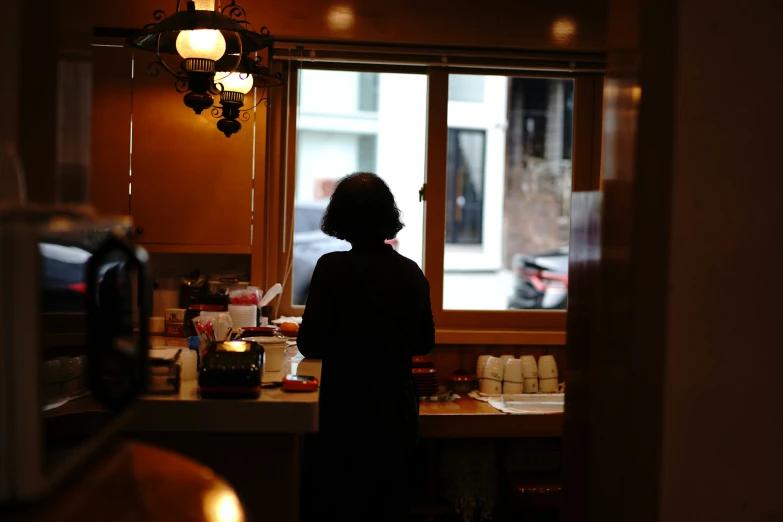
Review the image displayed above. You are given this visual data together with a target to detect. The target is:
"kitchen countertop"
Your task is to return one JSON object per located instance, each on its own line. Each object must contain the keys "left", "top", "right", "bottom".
{"left": 125, "top": 372, "right": 320, "bottom": 434}
{"left": 418, "top": 397, "right": 564, "bottom": 438}
{"left": 62, "top": 338, "right": 561, "bottom": 438}
{"left": 135, "top": 337, "right": 320, "bottom": 433}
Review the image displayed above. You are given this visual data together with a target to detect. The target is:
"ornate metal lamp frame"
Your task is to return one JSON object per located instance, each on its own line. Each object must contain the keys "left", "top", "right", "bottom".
{"left": 211, "top": 54, "right": 284, "bottom": 137}
{"left": 127, "top": 0, "right": 273, "bottom": 116}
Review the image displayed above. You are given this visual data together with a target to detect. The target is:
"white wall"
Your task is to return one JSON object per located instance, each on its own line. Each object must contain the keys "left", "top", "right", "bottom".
{"left": 445, "top": 75, "right": 508, "bottom": 271}
{"left": 296, "top": 131, "right": 361, "bottom": 201}
{"left": 376, "top": 73, "right": 427, "bottom": 266}
{"left": 299, "top": 69, "right": 361, "bottom": 115}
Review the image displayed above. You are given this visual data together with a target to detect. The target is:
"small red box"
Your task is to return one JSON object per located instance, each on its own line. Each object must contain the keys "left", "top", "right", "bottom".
{"left": 165, "top": 323, "right": 185, "bottom": 337}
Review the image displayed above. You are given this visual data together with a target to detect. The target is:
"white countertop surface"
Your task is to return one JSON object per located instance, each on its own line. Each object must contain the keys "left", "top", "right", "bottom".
{"left": 124, "top": 364, "right": 320, "bottom": 434}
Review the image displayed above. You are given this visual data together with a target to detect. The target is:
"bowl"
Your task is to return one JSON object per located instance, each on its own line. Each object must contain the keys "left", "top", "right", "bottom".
{"left": 448, "top": 371, "right": 477, "bottom": 394}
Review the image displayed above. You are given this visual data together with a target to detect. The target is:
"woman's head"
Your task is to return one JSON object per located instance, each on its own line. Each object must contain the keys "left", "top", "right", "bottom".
{"left": 321, "top": 172, "right": 404, "bottom": 244}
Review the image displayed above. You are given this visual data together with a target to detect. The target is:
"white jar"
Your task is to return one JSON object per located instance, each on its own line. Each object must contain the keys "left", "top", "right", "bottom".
{"left": 180, "top": 348, "right": 198, "bottom": 380}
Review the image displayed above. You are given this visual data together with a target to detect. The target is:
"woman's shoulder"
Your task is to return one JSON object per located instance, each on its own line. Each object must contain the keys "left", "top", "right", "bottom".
{"left": 316, "top": 250, "right": 352, "bottom": 268}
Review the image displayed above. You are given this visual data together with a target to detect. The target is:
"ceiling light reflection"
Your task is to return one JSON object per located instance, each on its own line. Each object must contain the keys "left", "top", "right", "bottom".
{"left": 327, "top": 5, "right": 355, "bottom": 32}
{"left": 551, "top": 17, "right": 577, "bottom": 45}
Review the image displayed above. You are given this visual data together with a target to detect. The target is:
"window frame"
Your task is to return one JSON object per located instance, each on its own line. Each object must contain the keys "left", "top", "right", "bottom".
{"left": 262, "top": 59, "right": 603, "bottom": 345}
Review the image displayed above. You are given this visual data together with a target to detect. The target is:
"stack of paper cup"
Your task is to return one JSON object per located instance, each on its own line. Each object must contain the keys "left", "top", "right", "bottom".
{"left": 478, "top": 356, "right": 503, "bottom": 395}
{"left": 538, "top": 355, "right": 559, "bottom": 393}
{"left": 503, "top": 358, "right": 524, "bottom": 394}
{"left": 521, "top": 355, "right": 539, "bottom": 393}
{"left": 228, "top": 304, "right": 257, "bottom": 329}
{"left": 476, "top": 355, "right": 492, "bottom": 378}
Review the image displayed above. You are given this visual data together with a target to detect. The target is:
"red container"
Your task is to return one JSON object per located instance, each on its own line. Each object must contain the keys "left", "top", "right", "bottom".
{"left": 185, "top": 304, "right": 226, "bottom": 337}
{"left": 235, "top": 326, "right": 280, "bottom": 339}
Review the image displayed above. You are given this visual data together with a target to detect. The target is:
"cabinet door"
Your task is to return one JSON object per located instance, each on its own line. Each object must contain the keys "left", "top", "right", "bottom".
{"left": 129, "top": 53, "right": 255, "bottom": 250}
{"left": 90, "top": 45, "right": 132, "bottom": 216}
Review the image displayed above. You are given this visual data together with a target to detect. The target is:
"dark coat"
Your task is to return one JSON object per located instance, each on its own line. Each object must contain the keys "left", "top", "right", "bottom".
{"left": 297, "top": 243, "right": 435, "bottom": 437}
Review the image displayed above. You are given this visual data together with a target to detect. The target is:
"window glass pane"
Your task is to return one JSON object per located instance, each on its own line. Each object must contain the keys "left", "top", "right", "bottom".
{"left": 443, "top": 75, "right": 574, "bottom": 311}
{"left": 293, "top": 69, "right": 427, "bottom": 307}
{"left": 358, "top": 72, "right": 380, "bottom": 112}
{"left": 449, "top": 74, "right": 485, "bottom": 102}
{"left": 446, "top": 128, "right": 485, "bottom": 244}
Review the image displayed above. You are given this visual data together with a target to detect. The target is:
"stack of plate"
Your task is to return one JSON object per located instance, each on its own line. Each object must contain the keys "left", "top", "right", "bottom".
{"left": 412, "top": 355, "right": 434, "bottom": 369}
{"left": 412, "top": 368, "right": 439, "bottom": 397}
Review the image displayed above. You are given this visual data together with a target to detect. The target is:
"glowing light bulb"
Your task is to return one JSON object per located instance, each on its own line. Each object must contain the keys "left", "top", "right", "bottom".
{"left": 176, "top": 29, "right": 226, "bottom": 61}
{"left": 193, "top": 0, "right": 215, "bottom": 10}
{"left": 215, "top": 72, "right": 254, "bottom": 94}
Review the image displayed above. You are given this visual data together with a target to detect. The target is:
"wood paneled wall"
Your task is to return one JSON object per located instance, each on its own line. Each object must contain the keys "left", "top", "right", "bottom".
{"left": 90, "top": 0, "right": 607, "bottom": 52}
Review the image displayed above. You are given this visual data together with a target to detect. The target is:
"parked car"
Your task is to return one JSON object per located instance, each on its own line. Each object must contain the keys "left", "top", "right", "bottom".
{"left": 292, "top": 201, "right": 351, "bottom": 306}
{"left": 507, "top": 246, "right": 569, "bottom": 310}
{"left": 292, "top": 200, "right": 400, "bottom": 306}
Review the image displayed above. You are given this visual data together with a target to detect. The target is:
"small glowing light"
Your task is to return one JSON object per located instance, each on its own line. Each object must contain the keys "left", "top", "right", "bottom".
{"left": 551, "top": 17, "right": 577, "bottom": 45}
{"left": 176, "top": 29, "right": 226, "bottom": 61}
{"left": 193, "top": 0, "right": 216, "bottom": 10}
{"left": 327, "top": 5, "right": 355, "bottom": 32}
{"left": 215, "top": 72, "right": 254, "bottom": 94}
{"left": 222, "top": 341, "right": 250, "bottom": 352}
{"left": 204, "top": 489, "right": 243, "bottom": 522}
{"left": 631, "top": 86, "right": 642, "bottom": 103}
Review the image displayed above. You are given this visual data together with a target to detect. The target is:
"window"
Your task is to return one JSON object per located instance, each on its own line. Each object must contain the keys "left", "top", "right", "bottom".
{"left": 446, "top": 128, "right": 485, "bottom": 245}
{"left": 268, "top": 58, "right": 603, "bottom": 344}
{"left": 442, "top": 76, "right": 575, "bottom": 311}
{"left": 290, "top": 69, "right": 427, "bottom": 306}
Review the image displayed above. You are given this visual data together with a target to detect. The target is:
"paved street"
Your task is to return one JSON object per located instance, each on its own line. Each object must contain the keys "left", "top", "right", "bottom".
{"left": 442, "top": 269, "right": 515, "bottom": 310}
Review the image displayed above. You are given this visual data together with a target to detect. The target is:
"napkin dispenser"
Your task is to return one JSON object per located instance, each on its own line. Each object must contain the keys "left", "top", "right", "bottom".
{"left": 198, "top": 341, "right": 264, "bottom": 398}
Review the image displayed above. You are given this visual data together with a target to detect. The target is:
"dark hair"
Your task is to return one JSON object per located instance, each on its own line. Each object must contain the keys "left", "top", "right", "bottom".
{"left": 321, "top": 172, "right": 404, "bottom": 244}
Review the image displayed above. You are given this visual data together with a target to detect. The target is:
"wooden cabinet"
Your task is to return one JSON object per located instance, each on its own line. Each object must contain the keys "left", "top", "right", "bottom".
{"left": 91, "top": 45, "right": 132, "bottom": 217}
{"left": 90, "top": 45, "right": 257, "bottom": 254}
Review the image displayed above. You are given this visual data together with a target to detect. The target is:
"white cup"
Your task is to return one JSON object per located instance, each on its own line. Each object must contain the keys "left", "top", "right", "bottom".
{"left": 476, "top": 355, "right": 492, "bottom": 378}
{"left": 149, "top": 316, "right": 165, "bottom": 335}
{"left": 503, "top": 381, "right": 524, "bottom": 394}
{"left": 538, "top": 355, "right": 558, "bottom": 379}
{"left": 479, "top": 377, "right": 502, "bottom": 395}
{"left": 483, "top": 356, "right": 505, "bottom": 381}
{"left": 539, "top": 378, "right": 560, "bottom": 393}
{"left": 523, "top": 377, "right": 539, "bottom": 393}
{"left": 245, "top": 337, "right": 288, "bottom": 372}
{"left": 499, "top": 355, "right": 515, "bottom": 364}
{"left": 296, "top": 359, "right": 321, "bottom": 382}
{"left": 503, "top": 358, "right": 524, "bottom": 383}
{"left": 520, "top": 355, "right": 538, "bottom": 378}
